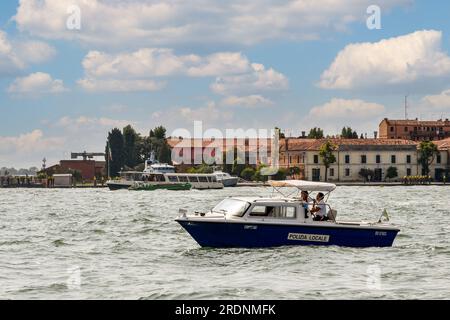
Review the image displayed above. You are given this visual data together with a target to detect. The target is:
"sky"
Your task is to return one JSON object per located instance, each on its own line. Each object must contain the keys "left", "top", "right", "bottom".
{"left": 1, "top": 0, "right": 450, "bottom": 168}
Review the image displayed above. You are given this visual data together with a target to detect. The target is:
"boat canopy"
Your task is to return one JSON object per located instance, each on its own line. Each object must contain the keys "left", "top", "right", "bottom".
{"left": 269, "top": 180, "right": 336, "bottom": 192}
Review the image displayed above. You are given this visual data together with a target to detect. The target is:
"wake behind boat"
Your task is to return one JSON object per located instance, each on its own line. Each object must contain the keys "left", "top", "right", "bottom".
{"left": 176, "top": 180, "right": 400, "bottom": 248}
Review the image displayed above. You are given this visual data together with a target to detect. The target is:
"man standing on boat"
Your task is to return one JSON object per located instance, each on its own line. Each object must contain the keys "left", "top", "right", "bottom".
{"left": 310, "top": 193, "right": 328, "bottom": 221}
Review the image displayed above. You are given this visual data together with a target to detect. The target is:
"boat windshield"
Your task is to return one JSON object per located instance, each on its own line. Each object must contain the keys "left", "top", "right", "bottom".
{"left": 212, "top": 199, "right": 250, "bottom": 217}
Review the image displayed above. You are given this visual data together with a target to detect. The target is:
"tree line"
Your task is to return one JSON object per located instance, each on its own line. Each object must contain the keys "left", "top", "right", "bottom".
{"left": 106, "top": 125, "right": 171, "bottom": 177}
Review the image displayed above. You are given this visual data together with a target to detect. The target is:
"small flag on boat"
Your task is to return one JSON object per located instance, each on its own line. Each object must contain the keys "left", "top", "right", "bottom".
{"left": 378, "top": 209, "right": 390, "bottom": 223}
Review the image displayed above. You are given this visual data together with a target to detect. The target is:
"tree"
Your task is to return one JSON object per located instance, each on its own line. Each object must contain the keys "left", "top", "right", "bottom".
{"left": 386, "top": 166, "right": 398, "bottom": 181}
{"left": 240, "top": 167, "right": 255, "bottom": 181}
{"left": 308, "top": 127, "right": 324, "bottom": 139}
{"left": 359, "top": 168, "right": 375, "bottom": 182}
{"left": 106, "top": 128, "right": 125, "bottom": 177}
{"left": 289, "top": 166, "right": 301, "bottom": 178}
{"left": 319, "top": 140, "right": 336, "bottom": 182}
{"left": 341, "top": 127, "right": 358, "bottom": 139}
{"left": 272, "top": 168, "right": 288, "bottom": 181}
{"left": 418, "top": 141, "right": 439, "bottom": 176}
{"left": 158, "top": 141, "right": 172, "bottom": 164}
{"left": 153, "top": 126, "right": 167, "bottom": 139}
{"left": 123, "top": 125, "right": 141, "bottom": 168}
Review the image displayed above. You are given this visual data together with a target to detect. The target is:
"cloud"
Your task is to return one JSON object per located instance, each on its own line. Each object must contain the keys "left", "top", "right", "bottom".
{"left": 14, "top": 0, "right": 410, "bottom": 47}
{"left": 422, "top": 89, "right": 450, "bottom": 110}
{"left": 309, "top": 98, "right": 385, "bottom": 118}
{"left": 8, "top": 72, "right": 67, "bottom": 94}
{"left": 221, "top": 95, "right": 273, "bottom": 108}
{"left": 56, "top": 116, "right": 135, "bottom": 131}
{"left": 0, "top": 30, "right": 56, "bottom": 77}
{"left": 77, "top": 49, "right": 286, "bottom": 99}
{"left": 319, "top": 30, "right": 450, "bottom": 90}
{"left": 0, "top": 130, "right": 64, "bottom": 155}
{"left": 211, "top": 63, "right": 289, "bottom": 96}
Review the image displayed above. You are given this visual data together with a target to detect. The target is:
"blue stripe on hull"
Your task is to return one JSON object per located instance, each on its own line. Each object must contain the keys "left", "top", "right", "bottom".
{"left": 177, "top": 221, "right": 398, "bottom": 248}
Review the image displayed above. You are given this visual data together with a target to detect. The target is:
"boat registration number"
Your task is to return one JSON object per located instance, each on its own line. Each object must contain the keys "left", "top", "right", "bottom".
{"left": 288, "top": 233, "right": 330, "bottom": 242}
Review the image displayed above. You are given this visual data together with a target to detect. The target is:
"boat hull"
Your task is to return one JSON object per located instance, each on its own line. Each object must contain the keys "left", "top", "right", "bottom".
{"left": 106, "top": 181, "right": 133, "bottom": 190}
{"left": 221, "top": 177, "right": 239, "bottom": 187}
{"left": 176, "top": 220, "right": 399, "bottom": 248}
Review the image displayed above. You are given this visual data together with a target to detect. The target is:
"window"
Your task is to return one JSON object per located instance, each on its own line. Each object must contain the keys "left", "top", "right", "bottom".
{"left": 212, "top": 199, "right": 250, "bottom": 217}
{"left": 178, "top": 176, "right": 188, "bottom": 182}
{"left": 168, "top": 175, "right": 179, "bottom": 182}
{"left": 437, "top": 154, "right": 441, "bottom": 164}
{"left": 391, "top": 155, "right": 396, "bottom": 164}
{"left": 198, "top": 176, "right": 208, "bottom": 182}
{"left": 404, "top": 126, "right": 408, "bottom": 132}
{"left": 407, "top": 168, "right": 412, "bottom": 176}
{"left": 188, "top": 176, "right": 199, "bottom": 183}
{"left": 249, "top": 205, "right": 296, "bottom": 219}
{"left": 390, "top": 126, "right": 394, "bottom": 132}
{"left": 329, "top": 168, "right": 334, "bottom": 177}
{"left": 376, "top": 155, "right": 381, "bottom": 164}
{"left": 314, "top": 155, "right": 319, "bottom": 164}
{"left": 361, "top": 155, "right": 367, "bottom": 164}
{"left": 406, "top": 155, "right": 411, "bottom": 164}
{"left": 209, "top": 176, "right": 217, "bottom": 182}
{"left": 345, "top": 168, "right": 350, "bottom": 177}
{"left": 345, "top": 155, "right": 350, "bottom": 164}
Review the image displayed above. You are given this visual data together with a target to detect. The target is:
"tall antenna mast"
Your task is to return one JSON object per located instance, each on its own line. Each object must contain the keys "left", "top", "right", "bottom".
{"left": 404, "top": 95, "right": 408, "bottom": 120}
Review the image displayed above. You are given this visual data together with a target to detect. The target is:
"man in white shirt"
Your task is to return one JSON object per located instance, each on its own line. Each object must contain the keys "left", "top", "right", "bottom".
{"left": 310, "top": 192, "right": 328, "bottom": 221}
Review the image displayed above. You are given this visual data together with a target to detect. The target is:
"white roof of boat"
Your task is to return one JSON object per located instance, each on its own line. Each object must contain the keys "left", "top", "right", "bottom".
{"left": 269, "top": 180, "right": 336, "bottom": 192}
{"left": 232, "top": 197, "right": 300, "bottom": 203}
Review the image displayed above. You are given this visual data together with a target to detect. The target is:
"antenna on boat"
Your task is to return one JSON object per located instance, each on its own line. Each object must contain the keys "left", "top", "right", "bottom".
{"left": 378, "top": 209, "right": 390, "bottom": 223}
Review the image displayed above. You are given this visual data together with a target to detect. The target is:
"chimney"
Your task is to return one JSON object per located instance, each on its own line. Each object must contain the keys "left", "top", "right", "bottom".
{"left": 374, "top": 131, "right": 378, "bottom": 139}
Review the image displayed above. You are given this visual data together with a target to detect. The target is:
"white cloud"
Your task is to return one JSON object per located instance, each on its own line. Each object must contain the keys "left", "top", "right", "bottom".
{"left": 78, "top": 49, "right": 286, "bottom": 99}
{"left": 309, "top": 98, "right": 385, "bottom": 118}
{"left": 0, "top": 130, "right": 64, "bottom": 155}
{"left": 0, "top": 30, "right": 56, "bottom": 77}
{"left": 211, "top": 63, "right": 288, "bottom": 96}
{"left": 319, "top": 30, "right": 450, "bottom": 90}
{"left": 422, "top": 89, "right": 450, "bottom": 110}
{"left": 14, "top": 0, "right": 410, "bottom": 47}
{"left": 56, "top": 116, "right": 135, "bottom": 131}
{"left": 77, "top": 78, "right": 166, "bottom": 93}
{"left": 221, "top": 95, "right": 273, "bottom": 107}
{"left": 8, "top": 72, "right": 67, "bottom": 94}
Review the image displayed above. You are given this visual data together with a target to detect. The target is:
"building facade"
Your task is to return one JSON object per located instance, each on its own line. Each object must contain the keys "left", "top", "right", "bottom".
{"left": 280, "top": 138, "right": 449, "bottom": 182}
{"left": 379, "top": 118, "right": 450, "bottom": 141}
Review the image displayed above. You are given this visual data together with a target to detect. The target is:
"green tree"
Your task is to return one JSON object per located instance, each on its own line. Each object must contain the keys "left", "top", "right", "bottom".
{"left": 253, "top": 164, "right": 268, "bottom": 182}
{"left": 289, "top": 166, "right": 301, "bottom": 178}
{"left": 153, "top": 126, "right": 167, "bottom": 139}
{"left": 123, "top": 125, "right": 141, "bottom": 168}
{"left": 240, "top": 167, "right": 255, "bottom": 181}
{"left": 359, "top": 168, "right": 375, "bottom": 182}
{"left": 386, "top": 166, "right": 398, "bottom": 181}
{"left": 341, "top": 127, "right": 358, "bottom": 139}
{"left": 106, "top": 128, "right": 125, "bottom": 177}
{"left": 307, "top": 127, "right": 324, "bottom": 139}
{"left": 272, "top": 168, "right": 288, "bottom": 181}
{"left": 319, "top": 140, "right": 336, "bottom": 182}
{"left": 158, "top": 141, "right": 172, "bottom": 164}
{"left": 418, "top": 141, "right": 439, "bottom": 176}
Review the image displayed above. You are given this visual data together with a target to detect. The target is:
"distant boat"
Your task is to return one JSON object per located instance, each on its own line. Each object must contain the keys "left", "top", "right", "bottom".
{"left": 213, "top": 171, "right": 238, "bottom": 187}
{"left": 176, "top": 180, "right": 400, "bottom": 248}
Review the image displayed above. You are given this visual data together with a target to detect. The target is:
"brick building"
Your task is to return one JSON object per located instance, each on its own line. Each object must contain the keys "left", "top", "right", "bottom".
{"left": 43, "top": 160, "right": 106, "bottom": 180}
{"left": 379, "top": 118, "right": 450, "bottom": 141}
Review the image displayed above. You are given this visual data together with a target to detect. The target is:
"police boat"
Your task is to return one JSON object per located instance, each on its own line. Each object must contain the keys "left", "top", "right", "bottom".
{"left": 175, "top": 180, "right": 400, "bottom": 248}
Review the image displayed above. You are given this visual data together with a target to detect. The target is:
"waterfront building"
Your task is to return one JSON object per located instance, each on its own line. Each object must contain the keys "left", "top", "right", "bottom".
{"left": 279, "top": 138, "right": 450, "bottom": 182}
{"left": 379, "top": 118, "right": 450, "bottom": 141}
{"left": 41, "top": 160, "right": 105, "bottom": 180}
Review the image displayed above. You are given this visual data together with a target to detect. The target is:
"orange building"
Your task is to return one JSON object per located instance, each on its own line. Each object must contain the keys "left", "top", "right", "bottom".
{"left": 379, "top": 118, "right": 450, "bottom": 141}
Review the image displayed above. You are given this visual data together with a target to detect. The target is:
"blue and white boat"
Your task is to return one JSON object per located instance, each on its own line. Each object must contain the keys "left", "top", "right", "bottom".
{"left": 176, "top": 180, "right": 400, "bottom": 248}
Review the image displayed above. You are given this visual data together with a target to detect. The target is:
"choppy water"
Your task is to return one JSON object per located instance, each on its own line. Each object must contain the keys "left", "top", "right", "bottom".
{"left": 0, "top": 186, "right": 449, "bottom": 299}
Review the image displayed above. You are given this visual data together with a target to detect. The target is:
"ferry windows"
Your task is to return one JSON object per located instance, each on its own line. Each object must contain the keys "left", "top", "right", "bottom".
{"left": 209, "top": 176, "right": 217, "bottom": 182}
{"left": 168, "top": 176, "right": 179, "bottom": 182}
{"left": 345, "top": 155, "right": 350, "bottom": 164}
{"left": 198, "top": 176, "right": 208, "bottom": 183}
{"left": 188, "top": 176, "right": 199, "bottom": 183}
{"left": 178, "top": 176, "right": 188, "bottom": 183}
